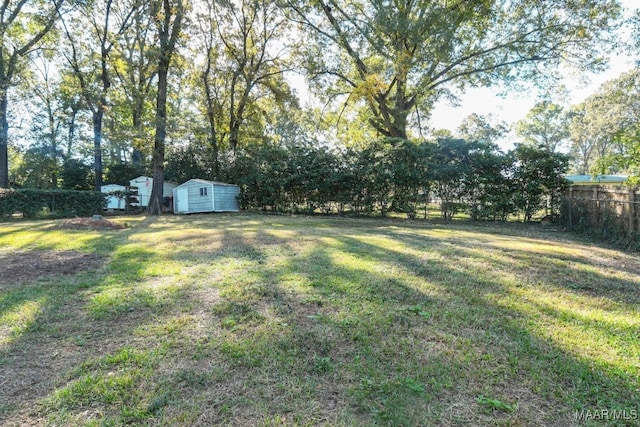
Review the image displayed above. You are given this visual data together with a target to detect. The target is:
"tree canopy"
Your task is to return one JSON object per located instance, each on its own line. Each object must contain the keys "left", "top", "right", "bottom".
{"left": 285, "top": 0, "right": 622, "bottom": 139}
{"left": 516, "top": 101, "right": 570, "bottom": 152}
{"left": 1, "top": 0, "right": 638, "bottom": 204}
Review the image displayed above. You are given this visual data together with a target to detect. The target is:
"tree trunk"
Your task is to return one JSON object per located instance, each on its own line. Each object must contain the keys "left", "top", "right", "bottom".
{"left": 0, "top": 92, "right": 9, "bottom": 188}
{"left": 148, "top": 64, "right": 168, "bottom": 215}
{"left": 203, "top": 52, "right": 219, "bottom": 178}
{"left": 131, "top": 100, "right": 145, "bottom": 165}
{"left": 65, "top": 103, "right": 79, "bottom": 160}
{"left": 148, "top": 0, "right": 183, "bottom": 215}
{"left": 93, "top": 110, "right": 104, "bottom": 191}
{"left": 47, "top": 98, "right": 58, "bottom": 188}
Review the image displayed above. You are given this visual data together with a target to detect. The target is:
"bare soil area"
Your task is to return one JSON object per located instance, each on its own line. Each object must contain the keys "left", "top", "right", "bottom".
{"left": 0, "top": 250, "right": 105, "bottom": 287}
{"left": 60, "top": 217, "right": 126, "bottom": 230}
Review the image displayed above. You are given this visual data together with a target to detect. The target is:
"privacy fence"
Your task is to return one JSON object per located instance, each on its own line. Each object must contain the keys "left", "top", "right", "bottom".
{"left": 560, "top": 185, "right": 639, "bottom": 245}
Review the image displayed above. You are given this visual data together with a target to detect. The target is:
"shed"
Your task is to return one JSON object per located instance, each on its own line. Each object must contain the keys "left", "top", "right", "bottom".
{"left": 129, "top": 176, "right": 178, "bottom": 207}
{"left": 173, "top": 179, "right": 240, "bottom": 214}
{"left": 101, "top": 184, "right": 126, "bottom": 210}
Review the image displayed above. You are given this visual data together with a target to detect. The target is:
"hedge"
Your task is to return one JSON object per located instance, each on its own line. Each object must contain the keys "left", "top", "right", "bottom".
{"left": 0, "top": 189, "right": 105, "bottom": 219}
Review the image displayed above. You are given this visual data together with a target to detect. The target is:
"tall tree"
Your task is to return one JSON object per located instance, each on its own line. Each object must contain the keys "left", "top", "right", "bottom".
{"left": 568, "top": 69, "right": 640, "bottom": 174}
{"left": 19, "top": 53, "right": 65, "bottom": 188}
{"left": 0, "top": 0, "right": 64, "bottom": 188}
{"left": 584, "top": 68, "right": 640, "bottom": 175}
{"left": 148, "top": 0, "right": 185, "bottom": 215}
{"left": 567, "top": 103, "right": 596, "bottom": 174}
{"left": 192, "top": 0, "right": 294, "bottom": 160}
{"left": 111, "top": 0, "right": 157, "bottom": 165}
{"left": 285, "top": 0, "right": 622, "bottom": 140}
{"left": 456, "top": 113, "right": 507, "bottom": 145}
{"left": 516, "top": 100, "right": 570, "bottom": 152}
{"left": 61, "top": 0, "right": 137, "bottom": 191}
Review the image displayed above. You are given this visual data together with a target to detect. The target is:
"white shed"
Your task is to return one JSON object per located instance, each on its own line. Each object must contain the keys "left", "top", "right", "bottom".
{"left": 101, "top": 184, "right": 126, "bottom": 210}
{"left": 173, "top": 179, "right": 240, "bottom": 214}
{"left": 129, "top": 176, "right": 178, "bottom": 207}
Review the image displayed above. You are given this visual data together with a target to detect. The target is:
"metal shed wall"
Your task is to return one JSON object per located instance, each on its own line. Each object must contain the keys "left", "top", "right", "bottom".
{"left": 213, "top": 184, "right": 240, "bottom": 212}
{"left": 187, "top": 180, "right": 214, "bottom": 213}
{"left": 173, "top": 180, "right": 240, "bottom": 214}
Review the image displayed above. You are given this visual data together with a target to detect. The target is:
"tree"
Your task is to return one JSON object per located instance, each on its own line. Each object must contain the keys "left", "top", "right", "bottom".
{"left": 516, "top": 100, "right": 570, "bottom": 152}
{"left": 465, "top": 143, "right": 515, "bottom": 221}
{"left": 60, "top": 158, "right": 92, "bottom": 190}
{"left": 567, "top": 103, "right": 597, "bottom": 174}
{"left": 286, "top": 0, "right": 622, "bottom": 140}
{"left": 111, "top": 0, "right": 157, "bottom": 165}
{"left": 148, "top": 0, "right": 185, "bottom": 216}
{"left": 61, "top": 0, "right": 138, "bottom": 191}
{"left": 512, "top": 144, "right": 569, "bottom": 222}
{"left": 191, "top": 0, "right": 295, "bottom": 161}
{"left": 389, "top": 140, "right": 431, "bottom": 219}
{"left": 430, "top": 138, "right": 474, "bottom": 220}
{"left": 590, "top": 69, "right": 640, "bottom": 177}
{"left": 18, "top": 53, "right": 66, "bottom": 188}
{"left": 14, "top": 143, "right": 60, "bottom": 188}
{"left": 0, "top": 0, "right": 64, "bottom": 188}
{"left": 456, "top": 114, "right": 507, "bottom": 145}
{"left": 568, "top": 69, "right": 640, "bottom": 175}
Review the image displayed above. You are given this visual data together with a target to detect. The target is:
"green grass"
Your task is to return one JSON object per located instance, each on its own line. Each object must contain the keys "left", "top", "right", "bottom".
{"left": 1, "top": 213, "right": 639, "bottom": 426}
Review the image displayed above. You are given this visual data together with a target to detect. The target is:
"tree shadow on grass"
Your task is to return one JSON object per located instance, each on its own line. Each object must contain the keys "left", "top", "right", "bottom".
{"left": 0, "top": 219, "right": 176, "bottom": 423}
{"left": 0, "top": 215, "right": 280, "bottom": 425}
{"left": 145, "top": 222, "right": 640, "bottom": 425}
{"left": 325, "top": 231, "right": 640, "bottom": 422}
{"left": 1, "top": 215, "right": 639, "bottom": 426}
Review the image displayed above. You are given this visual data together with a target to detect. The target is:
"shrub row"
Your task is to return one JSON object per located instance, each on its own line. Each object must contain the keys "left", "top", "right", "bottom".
{"left": 227, "top": 139, "right": 569, "bottom": 221}
{"left": 0, "top": 189, "right": 105, "bottom": 219}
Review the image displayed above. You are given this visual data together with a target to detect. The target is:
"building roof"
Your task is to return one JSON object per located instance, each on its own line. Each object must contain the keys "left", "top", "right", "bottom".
{"left": 101, "top": 184, "right": 126, "bottom": 190}
{"left": 129, "top": 176, "right": 179, "bottom": 186}
{"left": 178, "top": 178, "right": 239, "bottom": 187}
{"left": 565, "top": 174, "right": 629, "bottom": 184}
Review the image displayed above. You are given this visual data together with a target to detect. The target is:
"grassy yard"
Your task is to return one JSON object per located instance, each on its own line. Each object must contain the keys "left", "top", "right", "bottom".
{"left": 0, "top": 213, "right": 638, "bottom": 426}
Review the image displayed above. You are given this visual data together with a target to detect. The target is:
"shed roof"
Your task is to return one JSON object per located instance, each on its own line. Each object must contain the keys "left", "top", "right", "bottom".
{"left": 565, "top": 174, "right": 628, "bottom": 184}
{"left": 129, "top": 176, "right": 179, "bottom": 186}
{"left": 178, "top": 178, "right": 239, "bottom": 187}
{"left": 101, "top": 184, "right": 126, "bottom": 190}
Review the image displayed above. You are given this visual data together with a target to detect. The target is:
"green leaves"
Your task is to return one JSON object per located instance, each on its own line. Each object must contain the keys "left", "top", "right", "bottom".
{"left": 231, "top": 137, "right": 569, "bottom": 222}
{"left": 516, "top": 101, "right": 570, "bottom": 152}
{"left": 290, "top": 0, "right": 623, "bottom": 138}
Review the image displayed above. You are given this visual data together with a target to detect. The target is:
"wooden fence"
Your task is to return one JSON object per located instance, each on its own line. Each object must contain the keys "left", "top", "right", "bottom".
{"left": 561, "top": 185, "right": 640, "bottom": 241}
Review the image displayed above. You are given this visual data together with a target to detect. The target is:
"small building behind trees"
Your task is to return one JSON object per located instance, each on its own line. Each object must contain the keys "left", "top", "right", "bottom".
{"left": 129, "top": 176, "right": 178, "bottom": 208}
{"left": 101, "top": 184, "right": 126, "bottom": 210}
{"left": 173, "top": 179, "right": 240, "bottom": 214}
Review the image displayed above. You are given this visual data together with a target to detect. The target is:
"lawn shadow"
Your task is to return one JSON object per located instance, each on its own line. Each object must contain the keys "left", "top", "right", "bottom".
{"left": 146, "top": 218, "right": 640, "bottom": 425}
{"left": 1, "top": 215, "right": 639, "bottom": 426}
{"left": 0, "top": 217, "right": 177, "bottom": 424}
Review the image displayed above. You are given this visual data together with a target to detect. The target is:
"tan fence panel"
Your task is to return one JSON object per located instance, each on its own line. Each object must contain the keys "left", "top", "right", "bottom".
{"left": 562, "top": 185, "right": 639, "bottom": 241}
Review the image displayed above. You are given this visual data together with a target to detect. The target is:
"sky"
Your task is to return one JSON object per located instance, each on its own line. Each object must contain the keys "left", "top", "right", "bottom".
{"left": 429, "top": 0, "right": 639, "bottom": 146}
{"left": 428, "top": 53, "right": 637, "bottom": 137}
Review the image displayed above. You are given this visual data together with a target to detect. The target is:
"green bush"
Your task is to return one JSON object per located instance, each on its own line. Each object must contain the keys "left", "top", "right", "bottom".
{"left": 230, "top": 139, "right": 568, "bottom": 221}
{"left": 0, "top": 189, "right": 105, "bottom": 219}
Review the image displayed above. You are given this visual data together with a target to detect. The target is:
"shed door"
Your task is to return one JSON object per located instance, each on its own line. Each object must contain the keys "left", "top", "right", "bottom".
{"left": 176, "top": 188, "right": 189, "bottom": 212}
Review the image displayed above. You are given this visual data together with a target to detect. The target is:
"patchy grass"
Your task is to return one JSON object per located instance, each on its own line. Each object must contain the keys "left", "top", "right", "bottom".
{"left": 0, "top": 213, "right": 639, "bottom": 426}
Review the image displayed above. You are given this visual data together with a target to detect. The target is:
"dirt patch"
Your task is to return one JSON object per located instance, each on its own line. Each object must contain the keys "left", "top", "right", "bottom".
{"left": 0, "top": 250, "right": 105, "bottom": 287}
{"left": 59, "top": 216, "right": 126, "bottom": 230}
